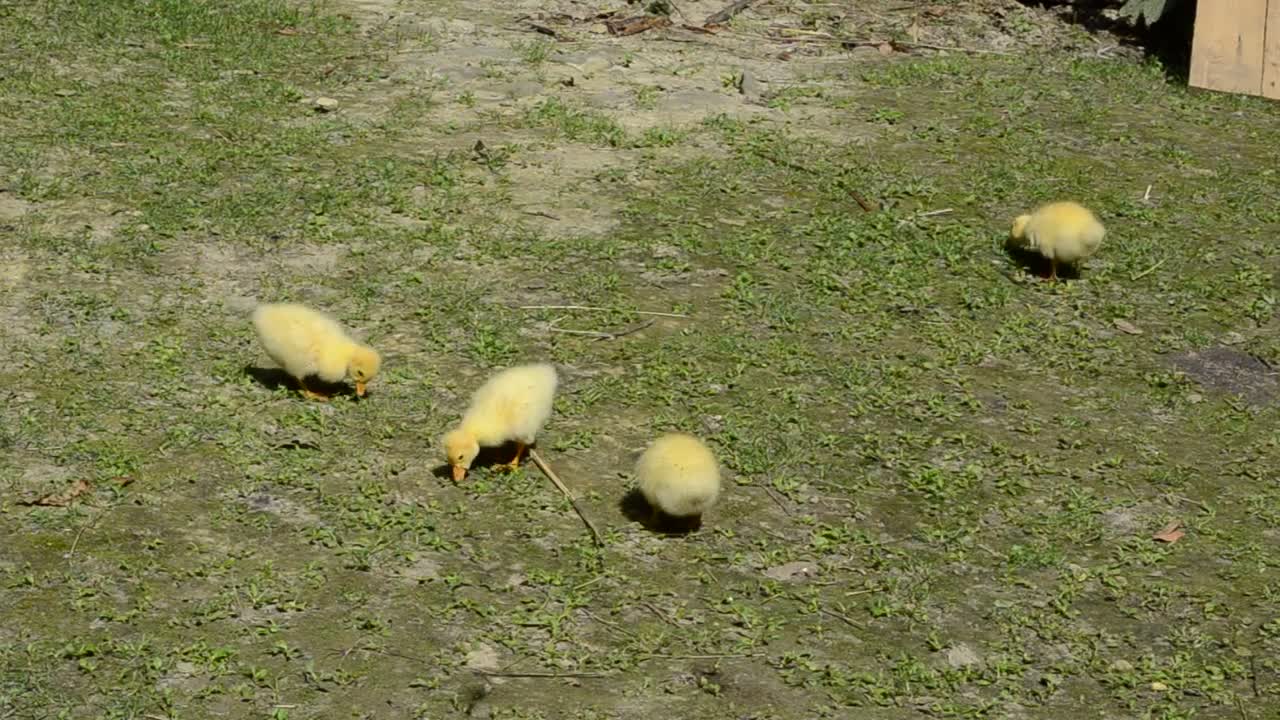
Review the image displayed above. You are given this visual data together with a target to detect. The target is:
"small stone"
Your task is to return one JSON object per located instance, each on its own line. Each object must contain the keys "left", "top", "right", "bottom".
{"left": 1186, "top": 392, "right": 1203, "bottom": 404}
{"left": 945, "top": 643, "right": 981, "bottom": 669}
{"left": 651, "top": 243, "right": 682, "bottom": 259}
{"left": 737, "top": 69, "right": 762, "bottom": 98}
{"left": 1113, "top": 319, "right": 1143, "bottom": 335}
{"left": 447, "top": 19, "right": 475, "bottom": 34}
{"left": 579, "top": 55, "right": 611, "bottom": 75}
{"left": 505, "top": 80, "right": 543, "bottom": 99}
{"left": 465, "top": 644, "right": 501, "bottom": 671}
{"left": 1222, "top": 331, "right": 1245, "bottom": 345}
{"left": 1109, "top": 659, "right": 1134, "bottom": 673}
{"left": 763, "top": 561, "right": 818, "bottom": 582}
{"left": 313, "top": 96, "right": 339, "bottom": 112}
{"left": 1151, "top": 681, "right": 1168, "bottom": 691}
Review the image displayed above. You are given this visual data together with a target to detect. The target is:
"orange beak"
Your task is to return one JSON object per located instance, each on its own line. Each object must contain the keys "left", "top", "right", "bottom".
{"left": 355, "top": 381, "right": 367, "bottom": 397}
{"left": 451, "top": 464, "right": 467, "bottom": 482}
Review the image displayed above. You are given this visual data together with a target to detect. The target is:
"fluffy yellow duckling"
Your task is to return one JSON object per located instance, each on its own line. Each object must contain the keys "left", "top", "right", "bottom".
{"left": 635, "top": 433, "right": 722, "bottom": 526}
{"left": 442, "top": 363, "right": 558, "bottom": 482}
{"left": 251, "top": 302, "right": 382, "bottom": 400}
{"left": 1010, "top": 201, "right": 1105, "bottom": 281}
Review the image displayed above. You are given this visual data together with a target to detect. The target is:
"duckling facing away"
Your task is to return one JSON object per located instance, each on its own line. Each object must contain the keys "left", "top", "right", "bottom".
{"left": 635, "top": 433, "right": 721, "bottom": 529}
{"left": 251, "top": 302, "right": 381, "bottom": 400}
{"left": 1009, "top": 201, "right": 1105, "bottom": 281}
{"left": 442, "top": 363, "right": 558, "bottom": 482}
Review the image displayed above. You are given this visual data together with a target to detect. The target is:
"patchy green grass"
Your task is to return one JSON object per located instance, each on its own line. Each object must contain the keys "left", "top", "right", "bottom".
{"left": 2, "top": 1, "right": 1280, "bottom": 719}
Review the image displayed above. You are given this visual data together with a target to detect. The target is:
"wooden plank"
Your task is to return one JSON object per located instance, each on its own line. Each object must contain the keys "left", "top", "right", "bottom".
{"left": 1189, "top": 0, "right": 1268, "bottom": 96}
{"left": 1264, "top": 0, "right": 1280, "bottom": 99}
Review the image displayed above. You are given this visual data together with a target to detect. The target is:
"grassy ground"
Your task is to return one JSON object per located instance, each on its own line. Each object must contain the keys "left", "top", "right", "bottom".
{"left": 2, "top": 0, "right": 1280, "bottom": 718}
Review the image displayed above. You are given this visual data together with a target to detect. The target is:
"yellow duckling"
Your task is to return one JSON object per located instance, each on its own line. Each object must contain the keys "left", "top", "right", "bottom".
{"left": 1010, "top": 201, "right": 1105, "bottom": 281}
{"left": 442, "top": 363, "right": 558, "bottom": 482}
{"left": 635, "top": 433, "right": 721, "bottom": 527}
{"left": 251, "top": 302, "right": 382, "bottom": 400}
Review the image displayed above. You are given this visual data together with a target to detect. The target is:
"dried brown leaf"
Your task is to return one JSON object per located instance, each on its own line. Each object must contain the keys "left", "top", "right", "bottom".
{"left": 605, "top": 15, "right": 671, "bottom": 36}
{"left": 21, "top": 479, "right": 92, "bottom": 507}
{"left": 1152, "top": 520, "right": 1184, "bottom": 543}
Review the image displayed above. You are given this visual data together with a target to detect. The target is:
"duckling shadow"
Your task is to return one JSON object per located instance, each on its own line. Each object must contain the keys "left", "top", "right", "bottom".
{"left": 1003, "top": 243, "right": 1081, "bottom": 282}
{"left": 244, "top": 365, "right": 295, "bottom": 391}
{"left": 242, "top": 365, "right": 356, "bottom": 398}
{"left": 618, "top": 488, "right": 702, "bottom": 536}
{"left": 431, "top": 442, "right": 524, "bottom": 481}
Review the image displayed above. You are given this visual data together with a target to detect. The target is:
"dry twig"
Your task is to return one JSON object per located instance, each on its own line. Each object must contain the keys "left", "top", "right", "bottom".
{"left": 529, "top": 449, "right": 604, "bottom": 548}
{"left": 64, "top": 511, "right": 107, "bottom": 561}
{"left": 641, "top": 601, "right": 682, "bottom": 627}
{"left": 818, "top": 606, "right": 862, "bottom": 628}
{"left": 637, "top": 652, "right": 764, "bottom": 661}
{"left": 583, "top": 609, "right": 641, "bottom": 640}
{"left": 704, "top": 0, "right": 756, "bottom": 27}
{"left": 519, "top": 304, "right": 688, "bottom": 318}
{"left": 606, "top": 15, "right": 672, "bottom": 36}
{"left": 545, "top": 319, "right": 656, "bottom": 341}
{"left": 546, "top": 327, "right": 614, "bottom": 339}
{"left": 1130, "top": 257, "right": 1166, "bottom": 281}
{"left": 473, "top": 669, "right": 613, "bottom": 679}
{"left": 842, "top": 38, "right": 1011, "bottom": 56}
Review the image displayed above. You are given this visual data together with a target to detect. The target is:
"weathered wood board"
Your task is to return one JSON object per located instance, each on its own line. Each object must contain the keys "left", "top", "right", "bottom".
{"left": 1188, "top": 0, "right": 1272, "bottom": 98}
{"left": 1264, "top": 0, "right": 1280, "bottom": 98}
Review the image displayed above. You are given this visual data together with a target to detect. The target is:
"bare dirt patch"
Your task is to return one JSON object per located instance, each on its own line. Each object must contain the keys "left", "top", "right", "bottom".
{"left": 1170, "top": 345, "right": 1277, "bottom": 406}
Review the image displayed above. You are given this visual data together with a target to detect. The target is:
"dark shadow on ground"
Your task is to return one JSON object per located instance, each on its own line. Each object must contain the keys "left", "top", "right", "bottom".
{"left": 431, "top": 441, "right": 525, "bottom": 481}
{"left": 1003, "top": 243, "right": 1083, "bottom": 282}
{"left": 1017, "top": 0, "right": 1196, "bottom": 81}
{"left": 619, "top": 488, "right": 703, "bottom": 536}
{"left": 243, "top": 365, "right": 358, "bottom": 399}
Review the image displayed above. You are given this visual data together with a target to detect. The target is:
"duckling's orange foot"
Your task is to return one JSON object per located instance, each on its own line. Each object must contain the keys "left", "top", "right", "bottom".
{"left": 299, "top": 382, "right": 330, "bottom": 402}
{"left": 498, "top": 441, "right": 527, "bottom": 471}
